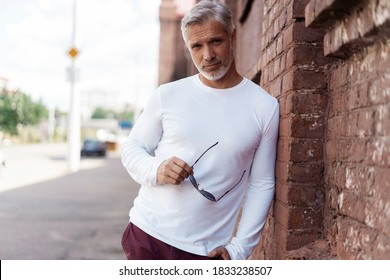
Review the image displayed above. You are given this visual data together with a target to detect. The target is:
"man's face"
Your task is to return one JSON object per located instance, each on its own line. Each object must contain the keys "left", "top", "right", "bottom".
{"left": 186, "top": 20, "right": 235, "bottom": 81}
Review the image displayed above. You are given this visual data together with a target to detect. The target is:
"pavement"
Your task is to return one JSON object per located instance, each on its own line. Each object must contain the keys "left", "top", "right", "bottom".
{"left": 0, "top": 143, "right": 139, "bottom": 260}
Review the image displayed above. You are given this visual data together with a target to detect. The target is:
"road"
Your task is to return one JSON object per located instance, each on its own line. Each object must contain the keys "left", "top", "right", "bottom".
{"left": 0, "top": 143, "right": 139, "bottom": 260}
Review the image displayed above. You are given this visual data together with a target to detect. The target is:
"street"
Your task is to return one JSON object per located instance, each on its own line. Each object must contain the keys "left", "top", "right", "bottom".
{"left": 0, "top": 143, "right": 139, "bottom": 260}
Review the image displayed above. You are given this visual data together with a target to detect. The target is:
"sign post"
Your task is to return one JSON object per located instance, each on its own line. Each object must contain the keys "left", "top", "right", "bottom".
{"left": 67, "top": 0, "right": 80, "bottom": 172}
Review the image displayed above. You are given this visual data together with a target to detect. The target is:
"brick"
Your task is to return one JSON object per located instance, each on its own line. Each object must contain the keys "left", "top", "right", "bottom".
{"left": 278, "top": 94, "right": 289, "bottom": 116}
{"left": 277, "top": 137, "right": 324, "bottom": 166}
{"left": 367, "top": 232, "right": 390, "bottom": 260}
{"left": 336, "top": 218, "right": 390, "bottom": 259}
{"left": 289, "top": 207, "right": 323, "bottom": 230}
{"left": 372, "top": 167, "right": 390, "bottom": 199}
{"left": 349, "top": 139, "right": 367, "bottom": 163}
{"left": 280, "top": 52, "right": 287, "bottom": 73}
{"left": 288, "top": 161, "right": 323, "bottom": 184}
{"left": 269, "top": 77, "right": 282, "bottom": 97}
{"left": 286, "top": 229, "right": 323, "bottom": 251}
{"left": 281, "top": 68, "right": 294, "bottom": 94}
{"left": 345, "top": 83, "right": 370, "bottom": 110}
{"left": 328, "top": 89, "right": 348, "bottom": 118}
{"left": 365, "top": 196, "right": 390, "bottom": 235}
{"left": 366, "top": 138, "right": 390, "bottom": 167}
{"left": 286, "top": 92, "right": 328, "bottom": 115}
{"left": 329, "top": 64, "right": 348, "bottom": 89}
{"left": 328, "top": 138, "right": 367, "bottom": 163}
{"left": 283, "top": 68, "right": 327, "bottom": 93}
{"left": 325, "top": 140, "right": 337, "bottom": 163}
{"left": 292, "top": 22, "right": 325, "bottom": 43}
{"left": 282, "top": 25, "right": 293, "bottom": 49}
{"left": 275, "top": 180, "right": 289, "bottom": 205}
{"left": 323, "top": 0, "right": 390, "bottom": 58}
{"left": 326, "top": 186, "right": 339, "bottom": 210}
{"left": 369, "top": 77, "right": 390, "bottom": 105}
{"left": 284, "top": 22, "right": 324, "bottom": 48}
{"left": 290, "top": 139, "right": 324, "bottom": 162}
{"left": 274, "top": 200, "right": 290, "bottom": 229}
{"left": 274, "top": 219, "right": 288, "bottom": 250}
{"left": 346, "top": 110, "right": 374, "bottom": 138}
{"left": 325, "top": 162, "right": 346, "bottom": 189}
{"left": 287, "top": 184, "right": 324, "bottom": 207}
{"left": 292, "top": 0, "right": 310, "bottom": 19}
{"left": 344, "top": 166, "right": 375, "bottom": 196}
{"left": 276, "top": 35, "right": 283, "bottom": 56}
{"left": 277, "top": 138, "right": 290, "bottom": 162}
{"left": 273, "top": 57, "right": 281, "bottom": 77}
{"left": 286, "top": 45, "right": 332, "bottom": 68}
{"left": 278, "top": 115, "right": 291, "bottom": 137}
{"left": 370, "top": 233, "right": 390, "bottom": 259}
{"left": 279, "top": 8, "right": 288, "bottom": 30}
{"left": 262, "top": 64, "right": 270, "bottom": 84}
{"left": 336, "top": 218, "right": 366, "bottom": 259}
{"left": 305, "top": 0, "right": 365, "bottom": 28}
{"left": 290, "top": 114, "right": 326, "bottom": 138}
{"left": 327, "top": 115, "right": 347, "bottom": 140}
{"left": 276, "top": 160, "right": 289, "bottom": 181}
{"left": 338, "top": 191, "right": 367, "bottom": 223}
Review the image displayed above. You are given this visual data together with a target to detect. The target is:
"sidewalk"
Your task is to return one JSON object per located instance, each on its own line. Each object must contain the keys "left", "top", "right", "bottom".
{"left": 0, "top": 143, "right": 138, "bottom": 260}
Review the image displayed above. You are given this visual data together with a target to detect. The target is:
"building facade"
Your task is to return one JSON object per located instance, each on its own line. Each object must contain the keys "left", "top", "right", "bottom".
{"left": 158, "top": 0, "right": 390, "bottom": 259}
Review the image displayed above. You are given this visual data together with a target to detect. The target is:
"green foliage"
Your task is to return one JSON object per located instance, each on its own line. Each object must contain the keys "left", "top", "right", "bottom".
{"left": 0, "top": 88, "right": 48, "bottom": 135}
{"left": 91, "top": 106, "right": 134, "bottom": 121}
{"left": 91, "top": 107, "right": 114, "bottom": 119}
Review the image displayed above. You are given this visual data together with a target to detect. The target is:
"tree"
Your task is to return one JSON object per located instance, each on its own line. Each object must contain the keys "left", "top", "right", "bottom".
{"left": 91, "top": 107, "right": 134, "bottom": 122}
{"left": 0, "top": 88, "right": 48, "bottom": 135}
{"left": 91, "top": 107, "right": 113, "bottom": 119}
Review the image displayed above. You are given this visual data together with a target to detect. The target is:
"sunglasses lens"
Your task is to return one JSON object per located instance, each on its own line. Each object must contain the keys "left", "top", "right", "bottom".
{"left": 200, "top": 190, "right": 216, "bottom": 202}
{"left": 189, "top": 175, "right": 216, "bottom": 202}
{"left": 189, "top": 175, "right": 198, "bottom": 187}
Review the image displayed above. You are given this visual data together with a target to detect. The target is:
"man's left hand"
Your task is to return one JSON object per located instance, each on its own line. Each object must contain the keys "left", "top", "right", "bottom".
{"left": 208, "top": 246, "right": 231, "bottom": 260}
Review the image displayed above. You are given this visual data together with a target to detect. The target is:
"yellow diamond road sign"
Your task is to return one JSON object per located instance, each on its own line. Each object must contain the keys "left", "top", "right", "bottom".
{"left": 67, "top": 47, "right": 79, "bottom": 59}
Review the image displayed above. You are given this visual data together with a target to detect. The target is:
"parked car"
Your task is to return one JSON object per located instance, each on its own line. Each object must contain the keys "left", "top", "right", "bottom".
{"left": 81, "top": 139, "right": 107, "bottom": 157}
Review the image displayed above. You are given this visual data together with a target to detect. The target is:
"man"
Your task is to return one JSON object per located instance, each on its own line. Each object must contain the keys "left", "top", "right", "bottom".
{"left": 121, "top": 0, "right": 279, "bottom": 260}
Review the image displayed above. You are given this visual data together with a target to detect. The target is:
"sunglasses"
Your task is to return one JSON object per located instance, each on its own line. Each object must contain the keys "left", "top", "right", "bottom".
{"left": 188, "top": 142, "right": 247, "bottom": 202}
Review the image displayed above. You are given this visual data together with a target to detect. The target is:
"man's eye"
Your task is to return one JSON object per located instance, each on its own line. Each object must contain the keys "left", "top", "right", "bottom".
{"left": 212, "top": 39, "right": 222, "bottom": 44}
{"left": 192, "top": 44, "right": 201, "bottom": 49}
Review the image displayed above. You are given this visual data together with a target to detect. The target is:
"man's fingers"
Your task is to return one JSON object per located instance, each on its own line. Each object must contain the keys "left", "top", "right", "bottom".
{"left": 157, "top": 157, "right": 193, "bottom": 185}
{"left": 171, "top": 157, "right": 193, "bottom": 176}
{"left": 208, "top": 246, "right": 231, "bottom": 260}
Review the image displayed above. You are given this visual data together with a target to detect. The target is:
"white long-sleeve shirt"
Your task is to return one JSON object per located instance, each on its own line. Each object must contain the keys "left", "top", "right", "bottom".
{"left": 121, "top": 74, "right": 279, "bottom": 260}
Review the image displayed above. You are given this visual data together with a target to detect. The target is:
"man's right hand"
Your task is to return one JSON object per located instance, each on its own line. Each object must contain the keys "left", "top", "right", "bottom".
{"left": 156, "top": 157, "right": 193, "bottom": 185}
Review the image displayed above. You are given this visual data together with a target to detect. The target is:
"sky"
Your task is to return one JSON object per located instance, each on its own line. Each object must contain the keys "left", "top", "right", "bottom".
{"left": 0, "top": 0, "right": 161, "bottom": 116}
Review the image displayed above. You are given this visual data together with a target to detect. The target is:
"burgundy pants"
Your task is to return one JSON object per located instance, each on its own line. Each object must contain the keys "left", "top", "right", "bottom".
{"left": 121, "top": 222, "right": 218, "bottom": 260}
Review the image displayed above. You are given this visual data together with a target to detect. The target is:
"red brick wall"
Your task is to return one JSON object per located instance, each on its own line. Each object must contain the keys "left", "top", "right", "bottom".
{"left": 234, "top": 0, "right": 390, "bottom": 259}
{"left": 234, "top": 0, "right": 329, "bottom": 259}
{"left": 307, "top": 0, "right": 390, "bottom": 259}
{"left": 325, "top": 41, "right": 390, "bottom": 259}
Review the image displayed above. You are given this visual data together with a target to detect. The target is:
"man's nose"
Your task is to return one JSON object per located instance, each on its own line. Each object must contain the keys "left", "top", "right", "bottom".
{"left": 203, "top": 46, "right": 215, "bottom": 61}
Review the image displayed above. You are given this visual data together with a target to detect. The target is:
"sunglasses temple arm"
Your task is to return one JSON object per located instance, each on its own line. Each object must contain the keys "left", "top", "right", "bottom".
{"left": 191, "top": 141, "right": 219, "bottom": 167}
{"left": 217, "top": 170, "right": 247, "bottom": 201}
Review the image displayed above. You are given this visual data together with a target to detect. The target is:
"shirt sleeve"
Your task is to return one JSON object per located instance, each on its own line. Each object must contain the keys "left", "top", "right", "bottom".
{"left": 121, "top": 90, "right": 166, "bottom": 187}
{"left": 225, "top": 101, "right": 280, "bottom": 260}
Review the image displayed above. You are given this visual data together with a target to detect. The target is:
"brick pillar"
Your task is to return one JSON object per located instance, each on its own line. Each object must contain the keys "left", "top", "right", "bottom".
{"left": 256, "top": 0, "right": 332, "bottom": 259}
{"left": 158, "top": 0, "right": 190, "bottom": 85}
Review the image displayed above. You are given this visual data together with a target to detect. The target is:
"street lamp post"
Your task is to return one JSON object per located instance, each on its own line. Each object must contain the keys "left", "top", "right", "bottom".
{"left": 67, "top": 0, "right": 80, "bottom": 172}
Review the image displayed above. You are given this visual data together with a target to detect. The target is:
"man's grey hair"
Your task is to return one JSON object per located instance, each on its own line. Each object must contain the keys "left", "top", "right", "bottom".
{"left": 181, "top": 0, "right": 235, "bottom": 43}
